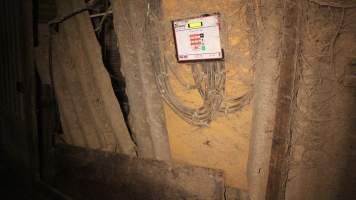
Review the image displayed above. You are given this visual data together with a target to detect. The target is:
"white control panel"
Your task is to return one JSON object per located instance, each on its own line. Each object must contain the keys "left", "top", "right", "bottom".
{"left": 173, "top": 14, "right": 223, "bottom": 62}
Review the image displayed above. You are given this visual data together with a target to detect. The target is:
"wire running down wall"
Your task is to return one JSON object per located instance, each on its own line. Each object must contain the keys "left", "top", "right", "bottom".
{"left": 161, "top": 0, "right": 254, "bottom": 189}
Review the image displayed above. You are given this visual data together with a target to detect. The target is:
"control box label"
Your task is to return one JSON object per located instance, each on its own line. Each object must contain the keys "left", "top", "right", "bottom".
{"left": 173, "top": 14, "right": 223, "bottom": 62}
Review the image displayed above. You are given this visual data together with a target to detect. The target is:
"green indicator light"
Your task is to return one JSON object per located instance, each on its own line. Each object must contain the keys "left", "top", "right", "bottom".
{"left": 201, "top": 46, "right": 207, "bottom": 51}
{"left": 188, "top": 22, "right": 203, "bottom": 29}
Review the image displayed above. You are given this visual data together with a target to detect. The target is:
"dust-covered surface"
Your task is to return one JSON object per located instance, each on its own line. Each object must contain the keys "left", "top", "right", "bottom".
{"left": 225, "top": 187, "right": 250, "bottom": 200}
{"left": 50, "top": 145, "right": 225, "bottom": 200}
{"left": 247, "top": 0, "right": 356, "bottom": 199}
{"left": 286, "top": 1, "right": 356, "bottom": 199}
{"left": 112, "top": 0, "right": 172, "bottom": 161}
{"left": 48, "top": 1, "right": 356, "bottom": 199}
{"left": 52, "top": 0, "right": 136, "bottom": 155}
{"left": 161, "top": 0, "right": 253, "bottom": 189}
{"left": 246, "top": 0, "right": 284, "bottom": 198}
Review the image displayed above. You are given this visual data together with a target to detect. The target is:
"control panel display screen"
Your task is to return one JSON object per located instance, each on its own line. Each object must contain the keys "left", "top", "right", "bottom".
{"left": 173, "top": 14, "right": 223, "bottom": 62}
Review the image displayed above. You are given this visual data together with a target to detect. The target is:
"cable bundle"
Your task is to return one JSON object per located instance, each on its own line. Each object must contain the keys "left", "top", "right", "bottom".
{"left": 156, "top": 56, "right": 251, "bottom": 126}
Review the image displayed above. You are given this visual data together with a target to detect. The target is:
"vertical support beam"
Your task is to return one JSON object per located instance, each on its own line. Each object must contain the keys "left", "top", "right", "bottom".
{"left": 247, "top": 0, "right": 284, "bottom": 199}
{"left": 248, "top": 0, "right": 299, "bottom": 199}
{"left": 112, "top": 0, "right": 171, "bottom": 160}
{"left": 266, "top": 0, "right": 299, "bottom": 199}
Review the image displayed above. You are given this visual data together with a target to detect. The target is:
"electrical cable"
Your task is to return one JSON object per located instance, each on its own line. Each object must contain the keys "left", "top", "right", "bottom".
{"left": 47, "top": 0, "right": 251, "bottom": 126}
{"left": 156, "top": 56, "right": 251, "bottom": 126}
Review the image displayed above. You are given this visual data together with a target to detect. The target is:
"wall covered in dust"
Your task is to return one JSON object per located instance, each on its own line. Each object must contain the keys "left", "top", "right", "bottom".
{"left": 161, "top": 0, "right": 253, "bottom": 189}
{"left": 247, "top": 0, "right": 356, "bottom": 199}
{"left": 286, "top": 2, "right": 356, "bottom": 199}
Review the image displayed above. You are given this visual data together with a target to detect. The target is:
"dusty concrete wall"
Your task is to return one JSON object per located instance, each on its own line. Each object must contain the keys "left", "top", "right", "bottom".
{"left": 247, "top": 0, "right": 356, "bottom": 199}
{"left": 48, "top": 1, "right": 356, "bottom": 198}
{"left": 50, "top": 0, "right": 252, "bottom": 189}
{"left": 161, "top": 0, "right": 253, "bottom": 189}
{"left": 285, "top": 1, "right": 356, "bottom": 199}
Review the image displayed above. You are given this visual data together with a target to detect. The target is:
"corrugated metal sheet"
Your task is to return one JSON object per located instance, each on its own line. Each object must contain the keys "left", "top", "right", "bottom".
{"left": 0, "top": 0, "right": 24, "bottom": 120}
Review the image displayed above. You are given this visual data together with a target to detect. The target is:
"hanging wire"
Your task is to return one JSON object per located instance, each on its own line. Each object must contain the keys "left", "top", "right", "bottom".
{"left": 156, "top": 58, "right": 251, "bottom": 126}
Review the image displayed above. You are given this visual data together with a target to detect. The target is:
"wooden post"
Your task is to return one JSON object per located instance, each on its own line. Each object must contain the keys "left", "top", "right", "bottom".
{"left": 112, "top": 0, "right": 171, "bottom": 161}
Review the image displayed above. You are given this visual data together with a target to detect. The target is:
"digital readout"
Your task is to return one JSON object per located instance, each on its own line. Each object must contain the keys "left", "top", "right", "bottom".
{"left": 188, "top": 22, "right": 203, "bottom": 29}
